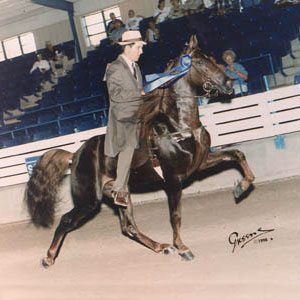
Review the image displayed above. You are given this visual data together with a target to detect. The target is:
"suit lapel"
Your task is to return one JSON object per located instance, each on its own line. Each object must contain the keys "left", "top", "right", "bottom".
{"left": 119, "top": 55, "right": 141, "bottom": 88}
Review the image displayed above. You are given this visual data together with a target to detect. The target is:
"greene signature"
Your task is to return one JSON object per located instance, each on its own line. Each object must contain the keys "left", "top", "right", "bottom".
{"left": 228, "top": 227, "right": 275, "bottom": 253}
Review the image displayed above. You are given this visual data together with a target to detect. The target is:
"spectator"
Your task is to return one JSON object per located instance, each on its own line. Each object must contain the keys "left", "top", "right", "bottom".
{"left": 126, "top": 9, "right": 144, "bottom": 30}
{"left": 145, "top": 19, "right": 160, "bottom": 43}
{"left": 216, "top": 0, "right": 233, "bottom": 14}
{"left": 222, "top": 49, "right": 248, "bottom": 96}
{"left": 184, "top": 0, "right": 203, "bottom": 14}
{"left": 154, "top": 0, "right": 171, "bottom": 24}
{"left": 203, "top": 0, "right": 216, "bottom": 15}
{"left": 44, "top": 41, "right": 68, "bottom": 76}
{"left": 168, "top": 0, "right": 185, "bottom": 19}
{"left": 107, "top": 12, "right": 124, "bottom": 34}
{"left": 109, "top": 19, "right": 127, "bottom": 44}
{"left": 29, "top": 54, "right": 53, "bottom": 94}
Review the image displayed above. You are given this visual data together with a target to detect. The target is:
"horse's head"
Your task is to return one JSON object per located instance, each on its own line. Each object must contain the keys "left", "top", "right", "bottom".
{"left": 183, "top": 35, "right": 233, "bottom": 97}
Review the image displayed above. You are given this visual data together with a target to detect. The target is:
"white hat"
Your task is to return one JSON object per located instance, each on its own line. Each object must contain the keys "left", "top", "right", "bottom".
{"left": 118, "top": 30, "right": 146, "bottom": 46}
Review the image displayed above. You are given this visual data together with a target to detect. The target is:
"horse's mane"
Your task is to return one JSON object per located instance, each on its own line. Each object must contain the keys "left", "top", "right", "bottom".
{"left": 139, "top": 55, "right": 182, "bottom": 138}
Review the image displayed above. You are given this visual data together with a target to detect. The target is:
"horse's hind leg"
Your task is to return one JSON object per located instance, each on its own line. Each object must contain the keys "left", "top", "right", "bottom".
{"left": 200, "top": 149, "right": 255, "bottom": 198}
{"left": 118, "top": 195, "right": 171, "bottom": 253}
{"left": 41, "top": 203, "right": 98, "bottom": 268}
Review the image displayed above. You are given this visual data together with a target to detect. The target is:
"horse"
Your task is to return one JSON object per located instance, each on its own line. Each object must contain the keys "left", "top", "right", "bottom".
{"left": 25, "top": 35, "right": 255, "bottom": 267}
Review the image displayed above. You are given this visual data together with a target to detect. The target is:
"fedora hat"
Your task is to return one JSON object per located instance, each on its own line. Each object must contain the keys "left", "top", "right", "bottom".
{"left": 118, "top": 30, "right": 146, "bottom": 46}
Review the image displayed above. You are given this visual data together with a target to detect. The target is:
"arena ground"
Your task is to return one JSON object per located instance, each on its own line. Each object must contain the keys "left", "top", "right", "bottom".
{"left": 1, "top": 176, "right": 300, "bottom": 300}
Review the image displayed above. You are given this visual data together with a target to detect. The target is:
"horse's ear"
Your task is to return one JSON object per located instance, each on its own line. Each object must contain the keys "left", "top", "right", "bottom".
{"left": 188, "top": 35, "right": 198, "bottom": 50}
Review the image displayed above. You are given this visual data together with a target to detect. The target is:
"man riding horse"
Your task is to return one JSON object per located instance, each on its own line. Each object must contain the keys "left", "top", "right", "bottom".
{"left": 105, "top": 30, "right": 146, "bottom": 207}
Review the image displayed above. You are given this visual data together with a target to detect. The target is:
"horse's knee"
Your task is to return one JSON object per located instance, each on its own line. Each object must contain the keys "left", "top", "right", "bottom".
{"left": 224, "top": 150, "right": 246, "bottom": 161}
{"left": 235, "top": 150, "right": 246, "bottom": 161}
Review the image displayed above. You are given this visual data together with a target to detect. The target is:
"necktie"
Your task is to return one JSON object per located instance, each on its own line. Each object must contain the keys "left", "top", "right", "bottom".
{"left": 132, "top": 63, "right": 137, "bottom": 80}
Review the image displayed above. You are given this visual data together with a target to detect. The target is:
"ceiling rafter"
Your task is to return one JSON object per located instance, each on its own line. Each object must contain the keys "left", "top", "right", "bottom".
{"left": 30, "top": 0, "right": 74, "bottom": 13}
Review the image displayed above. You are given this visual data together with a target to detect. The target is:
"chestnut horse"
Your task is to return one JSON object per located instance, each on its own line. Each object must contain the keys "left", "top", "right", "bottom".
{"left": 25, "top": 36, "right": 255, "bottom": 267}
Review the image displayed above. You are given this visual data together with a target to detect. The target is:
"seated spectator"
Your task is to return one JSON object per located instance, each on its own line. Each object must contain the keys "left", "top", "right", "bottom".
{"left": 215, "top": 0, "right": 233, "bottom": 14}
{"left": 222, "top": 49, "right": 248, "bottom": 96}
{"left": 274, "top": 0, "right": 296, "bottom": 5}
{"left": 145, "top": 20, "right": 160, "bottom": 43}
{"left": 203, "top": 0, "right": 217, "bottom": 15}
{"left": 29, "top": 54, "right": 53, "bottom": 94}
{"left": 44, "top": 41, "right": 68, "bottom": 76}
{"left": 168, "top": 0, "right": 185, "bottom": 19}
{"left": 109, "top": 19, "right": 127, "bottom": 44}
{"left": 184, "top": 0, "right": 203, "bottom": 14}
{"left": 126, "top": 9, "right": 144, "bottom": 30}
{"left": 154, "top": 0, "right": 171, "bottom": 24}
{"left": 107, "top": 12, "right": 124, "bottom": 34}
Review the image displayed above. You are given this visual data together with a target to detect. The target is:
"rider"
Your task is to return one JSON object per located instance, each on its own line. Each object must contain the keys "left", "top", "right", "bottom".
{"left": 104, "top": 30, "right": 146, "bottom": 207}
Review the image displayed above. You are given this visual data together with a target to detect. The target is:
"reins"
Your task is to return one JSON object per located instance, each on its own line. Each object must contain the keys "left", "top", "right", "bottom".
{"left": 109, "top": 51, "right": 221, "bottom": 103}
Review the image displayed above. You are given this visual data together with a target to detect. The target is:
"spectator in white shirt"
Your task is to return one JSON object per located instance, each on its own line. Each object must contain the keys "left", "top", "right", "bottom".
{"left": 168, "top": 0, "right": 185, "bottom": 19}
{"left": 154, "top": 0, "right": 171, "bottom": 24}
{"left": 29, "top": 54, "right": 53, "bottom": 93}
{"left": 145, "top": 19, "right": 160, "bottom": 43}
{"left": 109, "top": 19, "right": 127, "bottom": 44}
{"left": 126, "top": 9, "right": 144, "bottom": 30}
{"left": 184, "top": 0, "right": 203, "bottom": 14}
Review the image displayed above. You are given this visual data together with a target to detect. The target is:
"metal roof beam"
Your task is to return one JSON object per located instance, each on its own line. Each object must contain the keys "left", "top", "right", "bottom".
{"left": 31, "top": 0, "right": 73, "bottom": 13}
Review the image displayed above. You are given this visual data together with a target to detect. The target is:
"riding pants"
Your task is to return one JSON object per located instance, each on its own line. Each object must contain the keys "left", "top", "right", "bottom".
{"left": 113, "top": 145, "right": 135, "bottom": 193}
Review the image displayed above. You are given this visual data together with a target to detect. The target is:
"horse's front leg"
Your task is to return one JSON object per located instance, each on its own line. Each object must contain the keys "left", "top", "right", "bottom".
{"left": 200, "top": 149, "right": 255, "bottom": 199}
{"left": 118, "top": 194, "right": 171, "bottom": 253}
{"left": 165, "top": 175, "right": 195, "bottom": 261}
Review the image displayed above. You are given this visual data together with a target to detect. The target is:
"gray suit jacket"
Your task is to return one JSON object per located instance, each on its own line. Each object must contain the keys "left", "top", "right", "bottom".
{"left": 104, "top": 55, "right": 144, "bottom": 157}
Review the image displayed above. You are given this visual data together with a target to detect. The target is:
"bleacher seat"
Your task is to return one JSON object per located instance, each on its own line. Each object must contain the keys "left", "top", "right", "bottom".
{"left": 59, "top": 119, "right": 76, "bottom": 135}
{"left": 40, "top": 91, "right": 56, "bottom": 108}
{"left": 30, "top": 123, "right": 59, "bottom": 142}
{"left": 37, "top": 109, "right": 58, "bottom": 124}
{"left": 79, "top": 97, "right": 105, "bottom": 113}
{"left": 58, "top": 103, "right": 80, "bottom": 118}
{"left": 294, "top": 75, "right": 300, "bottom": 84}
{"left": 75, "top": 114, "right": 100, "bottom": 132}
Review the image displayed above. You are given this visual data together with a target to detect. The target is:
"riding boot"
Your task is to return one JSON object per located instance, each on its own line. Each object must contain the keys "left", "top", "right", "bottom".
{"left": 112, "top": 191, "right": 129, "bottom": 207}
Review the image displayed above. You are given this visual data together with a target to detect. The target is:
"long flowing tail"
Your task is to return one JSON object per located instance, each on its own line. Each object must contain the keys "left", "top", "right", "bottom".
{"left": 24, "top": 149, "right": 73, "bottom": 228}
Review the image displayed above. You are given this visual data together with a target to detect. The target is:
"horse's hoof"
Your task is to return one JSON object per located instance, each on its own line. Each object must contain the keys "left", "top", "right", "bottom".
{"left": 40, "top": 257, "right": 54, "bottom": 269}
{"left": 233, "top": 180, "right": 245, "bottom": 199}
{"left": 163, "top": 246, "right": 177, "bottom": 255}
{"left": 179, "top": 250, "right": 195, "bottom": 261}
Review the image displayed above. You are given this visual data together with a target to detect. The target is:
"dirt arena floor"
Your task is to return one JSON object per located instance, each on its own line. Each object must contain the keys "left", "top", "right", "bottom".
{"left": 1, "top": 176, "right": 300, "bottom": 300}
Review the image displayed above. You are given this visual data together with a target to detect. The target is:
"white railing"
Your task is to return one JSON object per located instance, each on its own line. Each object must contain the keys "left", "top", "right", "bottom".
{"left": 0, "top": 85, "right": 299, "bottom": 188}
{"left": 200, "top": 84, "right": 300, "bottom": 147}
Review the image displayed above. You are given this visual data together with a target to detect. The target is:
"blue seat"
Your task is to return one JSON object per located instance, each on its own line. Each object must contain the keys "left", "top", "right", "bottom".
{"left": 59, "top": 119, "right": 76, "bottom": 135}
{"left": 37, "top": 109, "right": 58, "bottom": 124}
{"left": 41, "top": 91, "right": 56, "bottom": 108}
{"left": 79, "top": 97, "right": 104, "bottom": 113}
{"left": 31, "top": 123, "right": 59, "bottom": 142}
{"left": 18, "top": 113, "right": 38, "bottom": 127}
{"left": 294, "top": 75, "right": 300, "bottom": 84}
{"left": 0, "top": 134, "right": 31, "bottom": 148}
{"left": 58, "top": 104, "right": 80, "bottom": 118}
{"left": 75, "top": 115, "right": 100, "bottom": 132}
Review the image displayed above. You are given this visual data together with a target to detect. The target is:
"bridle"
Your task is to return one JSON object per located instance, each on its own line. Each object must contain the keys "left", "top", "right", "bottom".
{"left": 188, "top": 49, "right": 220, "bottom": 98}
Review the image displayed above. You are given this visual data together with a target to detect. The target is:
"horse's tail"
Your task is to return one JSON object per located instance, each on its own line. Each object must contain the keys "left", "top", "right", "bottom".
{"left": 24, "top": 149, "right": 73, "bottom": 228}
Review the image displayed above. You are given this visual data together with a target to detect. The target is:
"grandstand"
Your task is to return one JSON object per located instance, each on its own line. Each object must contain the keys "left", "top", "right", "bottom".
{"left": 0, "top": 0, "right": 299, "bottom": 148}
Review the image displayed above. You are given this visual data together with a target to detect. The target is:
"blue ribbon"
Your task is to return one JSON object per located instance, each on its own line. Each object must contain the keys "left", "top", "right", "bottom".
{"left": 143, "top": 55, "right": 192, "bottom": 93}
